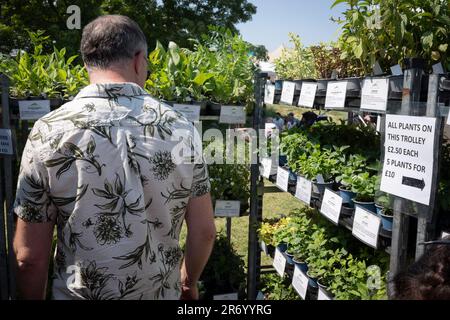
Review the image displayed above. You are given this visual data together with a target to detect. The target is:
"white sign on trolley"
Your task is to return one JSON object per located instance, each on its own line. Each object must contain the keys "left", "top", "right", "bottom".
{"left": 361, "top": 78, "right": 390, "bottom": 112}
{"left": 219, "top": 106, "right": 246, "bottom": 124}
{"left": 19, "top": 100, "right": 51, "bottom": 120}
{"left": 298, "top": 82, "right": 317, "bottom": 108}
{"left": 325, "top": 81, "right": 348, "bottom": 109}
{"left": 264, "top": 84, "right": 276, "bottom": 105}
{"left": 295, "top": 177, "right": 312, "bottom": 205}
{"left": 173, "top": 104, "right": 201, "bottom": 123}
{"left": 320, "top": 189, "right": 343, "bottom": 225}
{"left": 292, "top": 266, "right": 308, "bottom": 300}
{"left": 380, "top": 115, "right": 437, "bottom": 206}
{"left": 280, "top": 81, "right": 296, "bottom": 105}
{"left": 273, "top": 248, "right": 287, "bottom": 277}
{"left": 352, "top": 206, "right": 381, "bottom": 249}
{"left": 0, "top": 129, "right": 13, "bottom": 156}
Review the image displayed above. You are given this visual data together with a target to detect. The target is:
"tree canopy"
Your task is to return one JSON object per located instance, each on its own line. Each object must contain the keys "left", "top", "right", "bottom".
{"left": 0, "top": 0, "right": 259, "bottom": 55}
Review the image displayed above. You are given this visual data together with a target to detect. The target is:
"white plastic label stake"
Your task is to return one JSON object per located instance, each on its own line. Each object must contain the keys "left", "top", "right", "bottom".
{"left": 376, "top": 115, "right": 382, "bottom": 133}
{"left": 260, "top": 157, "right": 274, "bottom": 179}
{"left": 280, "top": 81, "right": 296, "bottom": 105}
{"left": 273, "top": 248, "right": 286, "bottom": 277}
{"left": 18, "top": 100, "right": 51, "bottom": 120}
{"left": 447, "top": 110, "right": 450, "bottom": 126}
{"left": 219, "top": 105, "right": 246, "bottom": 124}
{"left": 292, "top": 266, "right": 308, "bottom": 300}
{"left": 264, "top": 84, "right": 276, "bottom": 105}
{"left": 213, "top": 293, "right": 239, "bottom": 300}
{"left": 361, "top": 78, "right": 389, "bottom": 112}
{"left": 0, "top": 129, "right": 13, "bottom": 156}
{"left": 380, "top": 115, "right": 436, "bottom": 206}
{"left": 391, "top": 64, "right": 403, "bottom": 76}
{"left": 276, "top": 167, "right": 290, "bottom": 192}
{"left": 173, "top": 104, "right": 201, "bottom": 123}
{"left": 318, "top": 288, "right": 332, "bottom": 300}
{"left": 214, "top": 200, "right": 240, "bottom": 217}
{"left": 320, "top": 189, "right": 343, "bottom": 225}
{"left": 325, "top": 81, "right": 348, "bottom": 109}
{"left": 261, "top": 241, "right": 268, "bottom": 255}
{"left": 298, "top": 82, "right": 318, "bottom": 108}
{"left": 295, "top": 177, "right": 312, "bottom": 205}
{"left": 352, "top": 206, "right": 381, "bottom": 249}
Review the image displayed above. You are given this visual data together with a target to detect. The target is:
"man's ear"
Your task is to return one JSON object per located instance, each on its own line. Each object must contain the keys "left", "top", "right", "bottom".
{"left": 134, "top": 51, "right": 142, "bottom": 75}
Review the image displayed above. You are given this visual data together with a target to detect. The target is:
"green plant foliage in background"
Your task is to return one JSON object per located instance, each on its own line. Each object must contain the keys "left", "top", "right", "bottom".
{"left": 0, "top": 31, "right": 88, "bottom": 98}
{"left": 199, "top": 233, "right": 247, "bottom": 299}
{"left": 333, "top": 0, "right": 450, "bottom": 73}
{"left": 274, "top": 33, "right": 318, "bottom": 80}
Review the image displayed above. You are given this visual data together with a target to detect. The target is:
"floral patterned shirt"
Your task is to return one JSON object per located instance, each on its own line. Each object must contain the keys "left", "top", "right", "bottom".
{"left": 13, "top": 83, "right": 210, "bottom": 300}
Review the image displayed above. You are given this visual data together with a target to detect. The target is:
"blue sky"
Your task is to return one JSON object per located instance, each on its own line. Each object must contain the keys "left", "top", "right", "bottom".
{"left": 236, "top": 0, "right": 346, "bottom": 53}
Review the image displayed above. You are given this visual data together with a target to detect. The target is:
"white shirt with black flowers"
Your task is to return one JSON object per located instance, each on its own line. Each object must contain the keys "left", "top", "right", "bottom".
{"left": 14, "top": 83, "right": 210, "bottom": 300}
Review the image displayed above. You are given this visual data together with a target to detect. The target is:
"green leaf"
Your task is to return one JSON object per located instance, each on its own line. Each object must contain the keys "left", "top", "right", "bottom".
{"left": 421, "top": 32, "right": 434, "bottom": 49}
{"left": 193, "top": 72, "right": 214, "bottom": 86}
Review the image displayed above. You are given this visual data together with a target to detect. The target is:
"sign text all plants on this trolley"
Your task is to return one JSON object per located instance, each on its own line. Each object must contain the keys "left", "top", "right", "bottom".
{"left": 280, "top": 81, "right": 296, "bottom": 105}
{"left": 352, "top": 206, "right": 381, "bottom": 249}
{"left": 320, "top": 189, "right": 343, "bottom": 225}
{"left": 298, "top": 82, "right": 317, "bottom": 108}
{"left": 0, "top": 129, "right": 13, "bottom": 156}
{"left": 173, "top": 104, "right": 201, "bottom": 123}
{"left": 264, "top": 84, "right": 275, "bottom": 105}
{"left": 380, "top": 115, "right": 437, "bottom": 206}
{"left": 292, "top": 266, "right": 308, "bottom": 300}
{"left": 273, "top": 248, "right": 286, "bottom": 277}
{"left": 325, "top": 81, "right": 348, "bottom": 109}
{"left": 361, "top": 78, "right": 389, "bottom": 112}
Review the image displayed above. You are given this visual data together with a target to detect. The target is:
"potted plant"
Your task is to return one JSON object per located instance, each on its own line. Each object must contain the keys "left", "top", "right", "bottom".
{"left": 351, "top": 173, "right": 377, "bottom": 213}
{"left": 376, "top": 193, "right": 394, "bottom": 231}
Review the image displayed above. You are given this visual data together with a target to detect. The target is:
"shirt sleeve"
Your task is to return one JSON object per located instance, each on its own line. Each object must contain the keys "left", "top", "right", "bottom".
{"left": 14, "top": 130, "right": 57, "bottom": 223}
{"left": 190, "top": 160, "right": 211, "bottom": 198}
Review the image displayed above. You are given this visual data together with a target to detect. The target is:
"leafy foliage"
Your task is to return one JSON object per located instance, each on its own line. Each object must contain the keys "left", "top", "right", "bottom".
{"left": 274, "top": 33, "right": 318, "bottom": 80}
{"left": 333, "top": 0, "right": 450, "bottom": 73}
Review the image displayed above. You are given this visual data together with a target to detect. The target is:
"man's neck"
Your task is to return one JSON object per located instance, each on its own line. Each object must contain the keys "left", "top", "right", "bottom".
{"left": 88, "top": 70, "right": 137, "bottom": 86}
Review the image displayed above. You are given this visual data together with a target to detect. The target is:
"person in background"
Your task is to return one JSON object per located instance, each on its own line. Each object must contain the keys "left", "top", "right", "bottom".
{"left": 13, "top": 15, "right": 216, "bottom": 300}
{"left": 391, "top": 237, "right": 450, "bottom": 300}
{"left": 272, "top": 112, "right": 285, "bottom": 131}
{"left": 299, "top": 111, "right": 318, "bottom": 128}
{"left": 286, "top": 112, "right": 299, "bottom": 130}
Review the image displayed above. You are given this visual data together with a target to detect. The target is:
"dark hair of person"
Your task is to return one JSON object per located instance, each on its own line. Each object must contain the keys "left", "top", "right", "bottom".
{"left": 80, "top": 15, "right": 147, "bottom": 69}
{"left": 391, "top": 238, "right": 450, "bottom": 300}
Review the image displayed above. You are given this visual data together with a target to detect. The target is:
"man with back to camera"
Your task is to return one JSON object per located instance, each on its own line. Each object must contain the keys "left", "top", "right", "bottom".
{"left": 12, "top": 15, "right": 216, "bottom": 300}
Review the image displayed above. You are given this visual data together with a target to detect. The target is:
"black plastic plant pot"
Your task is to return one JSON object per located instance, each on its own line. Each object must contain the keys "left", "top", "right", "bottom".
{"left": 312, "top": 181, "right": 333, "bottom": 198}
{"left": 191, "top": 100, "right": 208, "bottom": 115}
{"left": 316, "top": 79, "right": 334, "bottom": 97}
{"left": 207, "top": 101, "right": 222, "bottom": 116}
{"left": 284, "top": 251, "right": 295, "bottom": 266}
{"left": 306, "top": 271, "right": 319, "bottom": 289}
{"left": 345, "top": 77, "right": 362, "bottom": 98}
{"left": 293, "top": 258, "right": 308, "bottom": 274}
{"left": 340, "top": 203, "right": 355, "bottom": 218}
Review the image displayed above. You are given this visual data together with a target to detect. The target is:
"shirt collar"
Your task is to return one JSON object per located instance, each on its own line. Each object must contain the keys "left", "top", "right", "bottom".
{"left": 74, "top": 82, "right": 149, "bottom": 100}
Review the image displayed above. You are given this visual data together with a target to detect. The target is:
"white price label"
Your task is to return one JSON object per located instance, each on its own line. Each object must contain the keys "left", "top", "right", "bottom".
{"left": 213, "top": 293, "right": 239, "bottom": 300}
{"left": 264, "top": 84, "right": 276, "bottom": 105}
{"left": 273, "top": 248, "right": 287, "bottom": 277}
{"left": 320, "top": 189, "right": 343, "bottom": 225}
{"left": 214, "top": 200, "right": 240, "bottom": 217}
{"left": 352, "top": 206, "right": 381, "bottom": 249}
{"left": 361, "top": 78, "right": 389, "bottom": 112}
{"left": 219, "top": 105, "right": 246, "bottom": 124}
{"left": 380, "top": 115, "right": 436, "bottom": 206}
{"left": 292, "top": 266, "right": 308, "bottom": 300}
{"left": 295, "top": 177, "right": 312, "bottom": 205}
{"left": 325, "top": 81, "right": 348, "bottom": 109}
{"left": 260, "top": 157, "right": 276, "bottom": 178}
{"left": 280, "top": 81, "right": 296, "bottom": 105}
{"left": 0, "top": 129, "right": 13, "bottom": 156}
{"left": 276, "top": 167, "right": 290, "bottom": 192}
{"left": 173, "top": 104, "right": 201, "bottom": 123}
{"left": 318, "top": 288, "right": 332, "bottom": 300}
{"left": 19, "top": 100, "right": 51, "bottom": 120}
{"left": 298, "top": 82, "right": 317, "bottom": 108}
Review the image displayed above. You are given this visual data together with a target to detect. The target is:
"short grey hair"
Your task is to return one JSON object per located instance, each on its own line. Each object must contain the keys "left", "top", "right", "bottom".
{"left": 81, "top": 15, "right": 147, "bottom": 69}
